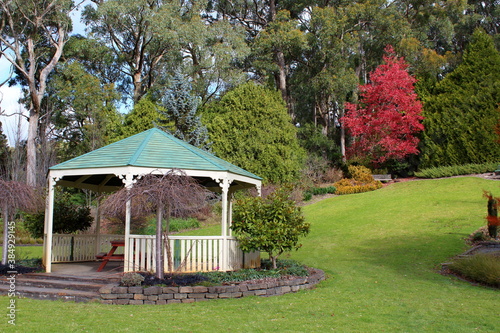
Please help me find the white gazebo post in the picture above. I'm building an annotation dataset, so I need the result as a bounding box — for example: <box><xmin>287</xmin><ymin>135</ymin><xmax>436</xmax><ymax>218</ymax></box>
<box><xmin>43</xmin><ymin>176</ymin><xmax>57</xmax><ymax>273</ymax></box>
<box><xmin>121</xmin><ymin>174</ymin><xmax>134</xmax><ymax>272</ymax></box>
<box><xmin>94</xmin><ymin>195</ymin><xmax>102</xmax><ymax>257</ymax></box>
<box><xmin>218</xmin><ymin>177</ymin><xmax>232</xmax><ymax>271</ymax></box>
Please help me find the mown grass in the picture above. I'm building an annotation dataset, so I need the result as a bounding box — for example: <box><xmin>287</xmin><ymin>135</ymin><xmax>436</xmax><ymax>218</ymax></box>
<box><xmin>1</xmin><ymin>177</ymin><xmax>499</xmax><ymax>332</ymax></box>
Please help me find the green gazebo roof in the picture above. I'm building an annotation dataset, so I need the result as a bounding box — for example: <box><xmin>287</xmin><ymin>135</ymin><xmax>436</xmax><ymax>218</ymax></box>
<box><xmin>48</xmin><ymin>128</ymin><xmax>262</xmax><ymax>193</ymax></box>
<box><xmin>51</xmin><ymin>128</ymin><xmax>261</xmax><ymax>180</ymax></box>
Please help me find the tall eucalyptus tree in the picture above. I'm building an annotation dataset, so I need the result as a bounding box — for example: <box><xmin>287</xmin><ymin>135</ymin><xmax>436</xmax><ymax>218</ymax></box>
<box><xmin>83</xmin><ymin>0</ymin><xmax>182</xmax><ymax>104</ymax></box>
<box><xmin>0</xmin><ymin>0</ymin><xmax>82</xmax><ymax>186</ymax></box>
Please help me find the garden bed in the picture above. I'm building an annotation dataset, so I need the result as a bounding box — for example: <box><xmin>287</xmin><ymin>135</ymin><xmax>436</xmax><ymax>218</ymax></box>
<box><xmin>100</xmin><ymin>267</ymin><xmax>325</xmax><ymax>305</ymax></box>
<box><xmin>441</xmin><ymin>228</ymin><xmax>500</xmax><ymax>289</ymax></box>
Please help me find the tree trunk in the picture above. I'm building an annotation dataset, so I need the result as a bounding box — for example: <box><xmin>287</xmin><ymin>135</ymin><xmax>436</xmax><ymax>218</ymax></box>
<box><xmin>164</xmin><ymin>214</ymin><xmax>173</xmax><ymax>272</ymax></box>
<box><xmin>26</xmin><ymin>110</ymin><xmax>39</xmax><ymax>187</ymax></box>
<box><xmin>340</xmin><ymin>106</ymin><xmax>346</xmax><ymax>162</ymax></box>
<box><xmin>270</xmin><ymin>254</ymin><xmax>278</xmax><ymax>269</ymax></box>
<box><xmin>2</xmin><ymin>205</ymin><xmax>8</xmax><ymax>265</ymax></box>
<box><xmin>132</xmin><ymin>71</ymin><xmax>143</xmax><ymax>104</ymax></box>
<box><xmin>275</xmin><ymin>50</ymin><xmax>293</xmax><ymax>118</ymax></box>
<box><xmin>155</xmin><ymin>206</ymin><xmax>164</xmax><ymax>279</ymax></box>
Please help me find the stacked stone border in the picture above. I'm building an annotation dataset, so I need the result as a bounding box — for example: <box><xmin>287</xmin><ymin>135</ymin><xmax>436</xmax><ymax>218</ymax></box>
<box><xmin>100</xmin><ymin>268</ymin><xmax>325</xmax><ymax>305</ymax></box>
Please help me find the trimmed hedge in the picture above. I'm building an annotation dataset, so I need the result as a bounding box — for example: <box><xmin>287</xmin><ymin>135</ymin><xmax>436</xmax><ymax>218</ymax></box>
<box><xmin>415</xmin><ymin>162</ymin><xmax>498</xmax><ymax>179</ymax></box>
<box><xmin>303</xmin><ymin>186</ymin><xmax>336</xmax><ymax>201</ymax></box>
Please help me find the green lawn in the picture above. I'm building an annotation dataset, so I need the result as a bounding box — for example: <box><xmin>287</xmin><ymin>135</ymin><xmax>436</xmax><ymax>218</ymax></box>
<box><xmin>1</xmin><ymin>177</ymin><xmax>499</xmax><ymax>332</ymax></box>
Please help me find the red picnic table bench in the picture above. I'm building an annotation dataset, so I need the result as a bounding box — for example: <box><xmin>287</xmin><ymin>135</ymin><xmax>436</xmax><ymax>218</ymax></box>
<box><xmin>96</xmin><ymin>240</ymin><xmax>125</xmax><ymax>272</ymax></box>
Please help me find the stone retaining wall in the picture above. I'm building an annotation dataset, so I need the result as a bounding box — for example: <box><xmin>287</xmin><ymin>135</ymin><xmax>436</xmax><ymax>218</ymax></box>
<box><xmin>100</xmin><ymin>269</ymin><xmax>325</xmax><ymax>305</ymax></box>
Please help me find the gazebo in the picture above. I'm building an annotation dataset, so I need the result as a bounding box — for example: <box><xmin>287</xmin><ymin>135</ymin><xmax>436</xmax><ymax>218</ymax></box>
<box><xmin>43</xmin><ymin>128</ymin><xmax>262</xmax><ymax>274</ymax></box>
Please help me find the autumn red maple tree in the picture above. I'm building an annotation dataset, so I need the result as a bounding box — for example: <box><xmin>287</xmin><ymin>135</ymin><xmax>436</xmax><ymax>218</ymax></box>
<box><xmin>342</xmin><ymin>45</ymin><xmax>424</xmax><ymax>166</ymax></box>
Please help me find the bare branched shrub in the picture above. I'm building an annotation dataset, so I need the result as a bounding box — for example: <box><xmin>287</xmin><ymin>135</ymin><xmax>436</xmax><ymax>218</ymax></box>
<box><xmin>0</xmin><ymin>179</ymin><xmax>40</xmax><ymax>264</ymax></box>
<box><xmin>101</xmin><ymin>169</ymin><xmax>213</xmax><ymax>278</ymax></box>
<box><xmin>323</xmin><ymin>167</ymin><xmax>344</xmax><ymax>183</ymax></box>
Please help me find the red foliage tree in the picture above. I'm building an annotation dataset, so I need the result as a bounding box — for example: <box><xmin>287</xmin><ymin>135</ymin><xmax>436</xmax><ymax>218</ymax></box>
<box><xmin>342</xmin><ymin>45</ymin><xmax>424</xmax><ymax>166</ymax></box>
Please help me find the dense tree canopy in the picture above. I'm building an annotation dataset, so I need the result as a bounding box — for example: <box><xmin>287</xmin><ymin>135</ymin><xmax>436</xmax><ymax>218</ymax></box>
<box><xmin>49</xmin><ymin>62</ymin><xmax>121</xmax><ymax>159</ymax></box>
<box><xmin>119</xmin><ymin>95</ymin><xmax>165</xmax><ymax>140</ymax></box>
<box><xmin>421</xmin><ymin>29</ymin><xmax>500</xmax><ymax>168</ymax></box>
<box><xmin>2</xmin><ymin>1</ymin><xmax>500</xmax><ymax>180</ymax></box>
<box><xmin>203</xmin><ymin>82</ymin><xmax>305</xmax><ymax>183</ymax></box>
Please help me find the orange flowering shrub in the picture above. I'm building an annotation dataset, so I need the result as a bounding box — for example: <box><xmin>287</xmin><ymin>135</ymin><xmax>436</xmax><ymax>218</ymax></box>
<box><xmin>334</xmin><ymin>166</ymin><xmax>382</xmax><ymax>195</ymax></box>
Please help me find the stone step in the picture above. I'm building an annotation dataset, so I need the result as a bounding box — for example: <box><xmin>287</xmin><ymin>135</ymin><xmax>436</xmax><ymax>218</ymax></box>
<box><xmin>19</xmin><ymin>272</ymin><xmax>121</xmax><ymax>284</ymax></box>
<box><xmin>1</xmin><ymin>276</ymin><xmax>106</xmax><ymax>292</ymax></box>
<box><xmin>0</xmin><ymin>284</ymin><xmax>99</xmax><ymax>302</ymax></box>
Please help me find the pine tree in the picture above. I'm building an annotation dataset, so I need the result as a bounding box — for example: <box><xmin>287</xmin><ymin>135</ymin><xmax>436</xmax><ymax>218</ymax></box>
<box><xmin>421</xmin><ymin>29</ymin><xmax>500</xmax><ymax>168</ymax></box>
<box><xmin>159</xmin><ymin>73</ymin><xmax>210</xmax><ymax>150</ymax></box>
<box><xmin>343</xmin><ymin>45</ymin><xmax>424</xmax><ymax>167</ymax></box>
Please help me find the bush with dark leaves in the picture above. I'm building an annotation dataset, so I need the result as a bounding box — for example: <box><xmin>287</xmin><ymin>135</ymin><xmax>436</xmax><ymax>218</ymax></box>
<box><xmin>139</xmin><ymin>272</ymin><xmax>209</xmax><ymax>286</ymax></box>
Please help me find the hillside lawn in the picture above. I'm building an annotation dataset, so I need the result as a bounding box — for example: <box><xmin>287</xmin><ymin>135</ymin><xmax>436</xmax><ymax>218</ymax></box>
<box><xmin>1</xmin><ymin>177</ymin><xmax>499</xmax><ymax>332</ymax></box>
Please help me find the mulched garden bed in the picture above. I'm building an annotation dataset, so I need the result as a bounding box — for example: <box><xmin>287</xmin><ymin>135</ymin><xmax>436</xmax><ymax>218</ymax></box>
<box><xmin>0</xmin><ymin>263</ymin><xmax>40</xmax><ymax>275</ymax></box>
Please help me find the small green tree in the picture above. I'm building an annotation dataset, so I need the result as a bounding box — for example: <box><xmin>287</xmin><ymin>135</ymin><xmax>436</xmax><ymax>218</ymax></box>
<box><xmin>231</xmin><ymin>186</ymin><xmax>310</xmax><ymax>269</ymax></box>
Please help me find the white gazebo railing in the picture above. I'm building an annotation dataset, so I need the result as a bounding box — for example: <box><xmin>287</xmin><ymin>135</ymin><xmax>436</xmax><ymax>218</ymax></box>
<box><xmin>51</xmin><ymin>234</ymin><xmax>260</xmax><ymax>273</ymax></box>
<box><xmin>52</xmin><ymin>234</ymin><xmax>124</xmax><ymax>262</ymax></box>
<box><xmin>126</xmin><ymin>235</ymin><xmax>259</xmax><ymax>273</ymax></box>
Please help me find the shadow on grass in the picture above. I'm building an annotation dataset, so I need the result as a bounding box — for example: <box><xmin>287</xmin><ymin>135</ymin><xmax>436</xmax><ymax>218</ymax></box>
<box><xmin>347</xmin><ymin>232</ymin><xmax>471</xmax><ymax>283</ymax></box>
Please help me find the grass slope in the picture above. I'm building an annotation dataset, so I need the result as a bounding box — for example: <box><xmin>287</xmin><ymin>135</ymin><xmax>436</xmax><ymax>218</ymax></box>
<box><xmin>1</xmin><ymin>177</ymin><xmax>499</xmax><ymax>332</ymax></box>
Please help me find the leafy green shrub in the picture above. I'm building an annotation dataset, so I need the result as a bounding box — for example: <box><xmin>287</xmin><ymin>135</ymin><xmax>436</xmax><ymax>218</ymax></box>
<box><xmin>415</xmin><ymin>162</ymin><xmax>498</xmax><ymax>178</ymax></box>
<box><xmin>200</xmin><ymin>259</ymin><xmax>309</xmax><ymax>284</ymax></box>
<box><xmin>201</xmin><ymin>268</ymin><xmax>281</xmax><ymax>284</ymax></box>
<box><xmin>334</xmin><ymin>165</ymin><xmax>382</xmax><ymax>195</ymax></box>
<box><xmin>303</xmin><ymin>186</ymin><xmax>336</xmax><ymax>201</ymax></box>
<box><xmin>448</xmin><ymin>253</ymin><xmax>500</xmax><ymax>287</ymax></box>
<box><xmin>232</xmin><ymin>186</ymin><xmax>310</xmax><ymax>268</ymax></box>
<box><xmin>24</xmin><ymin>192</ymin><xmax>93</xmax><ymax>238</ymax></box>
<box><xmin>120</xmin><ymin>272</ymin><xmax>145</xmax><ymax>287</ymax></box>
<box><xmin>303</xmin><ymin>192</ymin><xmax>313</xmax><ymax>201</ymax></box>
<box><xmin>471</xmin><ymin>231</ymin><xmax>487</xmax><ymax>242</ymax></box>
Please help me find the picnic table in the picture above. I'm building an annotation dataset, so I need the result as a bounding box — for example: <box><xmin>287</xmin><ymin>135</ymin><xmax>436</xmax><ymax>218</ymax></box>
<box><xmin>96</xmin><ymin>240</ymin><xmax>125</xmax><ymax>272</ymax></box>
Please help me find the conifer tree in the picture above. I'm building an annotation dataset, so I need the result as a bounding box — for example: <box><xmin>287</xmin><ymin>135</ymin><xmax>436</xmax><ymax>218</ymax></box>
<box><xmin>421</xmin><ymin>29</ymin><xmax>500</xmax><ymax>167</ymax></box>
<box><xmin>204</xmin><ymin>82</ymin><xmax>305</xmax><ymax>183</ymax></box>
<box><xmin>120</xmin><ymin>95</ymin><xmax>166</xmax><ymax>140</ymax></box>
<box><xmin>158</xmin><ymin>73</ymin><xmax>210</xmax><ymax>150</ymax></box>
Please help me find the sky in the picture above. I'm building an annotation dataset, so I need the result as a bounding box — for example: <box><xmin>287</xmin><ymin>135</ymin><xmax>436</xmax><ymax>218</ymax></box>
<box><xmin>0</xmin><ymin>1</ymin><xmax>91</xmax><ymax>146</ymax></box>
